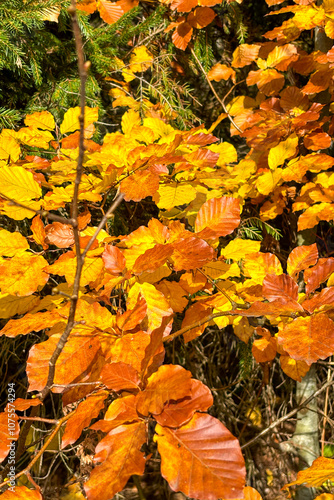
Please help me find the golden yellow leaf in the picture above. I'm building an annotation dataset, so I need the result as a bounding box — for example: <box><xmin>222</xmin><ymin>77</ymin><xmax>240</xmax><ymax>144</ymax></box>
<box><xmin>129</xmin><ymin>45</ymin><xmax>154</xmax><ymax>73</ymax></box>
<box><xmin>0</xmin><ymin>294</ymin><xmax>40</xmax><ymax>319</ymax></box>
<box><xmin>127</xmin><ymin>282</ymin><xmax>173</xmax><ymax>331</ymax></box>
<box><xmin>156</xmin><ymin>182</ymin><xmax>197</xmax><ymax>210</ymax></box>
<box><xmin>0</xmin><ymin>166</ymin><xmax>41</xmax><ymax>201</ymax></box>
<box><xmin>0</xmin><ymin>135</ymin><xmax>20</xmax><ymax>162</ymax></box>
<box><xmin>209</xmin><ymin>142</ymin><xmax>238</xmax><ymax>165</ymax></box>
<box><xmin>268</xmin><ymin>135</ymin><xmax>298</xmax><ymax>170</ymax></box>
<box><xmin>17</xmin><ymin>127</ymin><xmax>54</xmax><ymax>149</ymax></box>
<box><xmin>60</xmin><ymin>106</ymin><xmax>98</xmax><ymax>136</ymax></box>
<box><xmin>24</xmin><ymin>110</ymin><xmax>55</xmax><ymax>131</ymax></box>
<box><xmin>221</xmin><ymin>239</ymin><xmax>261</xmax><ymax>260</ymax></box>
<box><xmin>284</xmin><ymin>457</ymin><xmax>334</xmax><ymax>489</ymax></box>
<box><xmin>243</xmin><ymin>252</ymin><xmax>283</xmax><ymax>284</ymax></box>
<box><xmin>121</xmin><ymin>109</ymin><xmax>141</xmax><ymax>135</ymax></box>
<box><xmin>202</xmin><ymin>261</ymin><xmax>240</xmax><ymax>280</ymax></box>
<box><xmin>1</xmin><ymin>199</ymin><xmax>42</xmax><ymax>220</ymax></box>
<box><xmin>0</xmin><ymin>229</ymin><xmax>29</xmax><ymax>257</ymax></box>
<box><xmin>256</xmin><ymin>169</ymin><xmax>283</xmax><ymax>195</ymax></box>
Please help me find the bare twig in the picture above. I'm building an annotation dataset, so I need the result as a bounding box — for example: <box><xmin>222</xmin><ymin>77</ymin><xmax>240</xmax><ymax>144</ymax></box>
<box><xmin>190</xmin><ymin>48</ymin><xmax>242</xmax><ymax>133</ymax></box>
<box><xmin>0</xmin><ymin>411</ymin><xmax>75</xmax><ymax>489</ymax></box>
<box><xmin>0</xmin><ymin>193</ymin><xmax>75</xmax><ymax>224</ymax></box>
<box><xmin>241</xmin><ymin>374</ymin><xmax>334</xmax><ymax>450</ymax></box>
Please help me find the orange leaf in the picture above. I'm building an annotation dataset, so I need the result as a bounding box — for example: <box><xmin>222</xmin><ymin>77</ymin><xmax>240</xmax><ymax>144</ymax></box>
<box><xmin>278</xmin><ymin>314</ymin><xmax>334</xmax><ymax>365</ymax></box>
<box><xmin>155</xmin><ymin>280</ymin><xmax>188</xmax><ymax>313</ymax></box>
<box><xmin>109</xmin><ymin>331</ymin><xmax>151</xmax><ymax>372</ymax></box>
<box><xmin>84</xmin><ymin>422</ymin><xmax>147</xmax><ymax>500</ymax></box>
<box><xmin>263</xmin><ymin>273</ymin><xmax>298</xmax><ymax>302</ymax></box>
<box><xmin>266</xmin><ymin>43</ymin><xmax>298</xmax><ymax>70</ymax></box>
<box><xmin>27</xmin><ymin>332</ymin><xmax>101</xmax><ymax>392</ymax></box>
<box><xmin>0</xmin><ymin>253</ymin><xmax>49</xmax><ymax>297</ymax></box>
<box><xmin>102</xmin><ymin>245</ymin><xmax>127</xmax><ymax>275</ymax></box>
<box><xmin>303</xmin><ymin>287</ymin><xmax>334</xmax><ymax>314</ymax></box>
<box><xmin>100</xmin><ymin>362</ymin><xmax>141</xmax><ymax>391</ymax></box>
<box><xmin>303</xmin><ymin>70</ymin><xmax>332</xmax><ymax>95</ymax></box>
<box><xmin>195</xmin><ymin>196</ymin><xmax>240</xmax><ymax>238</ymax></box>
<box><xmin>172</xmin><ymin>22</ymin><xmax>193</xmax><ymax>51</ymax></box>
<box><xmin>280</xmin><ymin>355</ymin><xmax>310</xmax><ymax>382</ymax></box>
<box><xmin>304</xmin><ymin>132</ymin><xmax>331</xmax><ymax>151</ymax></box>
<box><xmin>78</xmin><ymin>210</ymin><xmax>91</xmax><ymax>230</ymax></box>
<box><xmin>207</xmin><ymin>63</ymin><xmax>236</xmax><ymax>82</ymax></box>
<box><xmin>133</xmin><ymin>244</ymin><xmax>173</xmax><ymax>274</ymax></box>
<box><xmin>120</xmin><ymin>170</ymin><xmax>160</xmax><ymax>202</ymax></box>
<box><xmin>252</xmin><ymin>328</ymin><xmax>277</xmax><ymax>363</ymax></box>
<box><xmin>244</xmin><ymin>486</ymin><xmax>263</xmax><ymax>500</ymax></box>
<box><xmin>11</xmin><ymin>398</ymin><xmax>42</xmax><ymax>411</ymax></box>
<box><xmin>182</xmin><ymin>301</ymin><xmax>212</xmax><ymax>342</ymax></box>
<box><xmin>155</xmin><ymin>379</ymin><xmax>213</xmax><ymax>427</ymax></box>
<box><xmin>98</xmin><ymin>0</ymin><xmax>138</xmax><ymax>24</ymax></box>
<box><xmin>76</xmin><ymin>0</ymin><xmax>97</xmax><ymax>13</ymax></box>
<box><xmin>171</xmin><ymin>236</ymin><xmax>215</xmax><ymax>270</ymax></box>
<box><xmin>247</xmin><ymin>68</ymin><xmax>285</xmax><ymax>96</ymax></box>
<box><xmin>30</xmin><ymin>215</ymin><xmax>48</xmax><ymax>249</ymax></box>
<box><xmin>155</xmin><ymin>413</ymin><xmax>245</xmax><ymax>500</ymax></box>
<box><xmin>0</xmin><ymin>486</ymin><xmax>42</xmax><ymax>499</ymax></box>
<box><xmin>232</xmin><ymin>44</ymin><xmax>261</xmax><ymax>68</ymax></box>
<box><xmin>283</xmin><ymin>457</ymin><xmax>334</xmax><ymax>489</ymax></box>
<box><xmin>62</xmin><ymin>391</ymin><xmax>109</xmax><ymax>448</ymax></box>
<box><xmin>91</xmin><ymin>394</ymin><xmax>139</xmax><ymax>433</ymax></box>
<box><xmin>304</xmin><ymin>257</ymin><xmax>334</xmax><ymax>295</ymax></box>
<box><xmin>297</xmin><ymin>203</ymin><xmax>334</xmax><ymax>231</ymax></box>
<box><xmin>136</xmin><ymin>364</ymin><xmax>192</xmax><ymax>416</ymax></box>
<box><xmin>187</xmin><ymin>7</ymin><xmax>216</xmax><ymax>29</ymax></box>
<box><xmin>45</xmin><ymin>222</ymin><xmax>75</xmax><ymax>248</ymax></box>
<box><xmin>286</xmin><ymin>244</ymin><xmax>318</xmax><ymax>280</ymax></box>
<box><xmin>116</xmin><ymin>296</ymin><xmax>147</xmax><ymax>331</ymax></box>
<box><xmin>0</xmin><ymin>310</ymin><xmax>63</xmax><ymax>337</ymax></box>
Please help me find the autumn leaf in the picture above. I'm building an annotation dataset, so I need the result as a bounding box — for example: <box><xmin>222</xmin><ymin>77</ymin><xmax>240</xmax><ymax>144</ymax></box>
<box><xmin>195</xmin><ymin>196</ymin><xmax>240</xmax><ymax>238</ymax></box>
<box><xmin>283</xmin><ymin>457</ymin><xmax>334</xmax><ymax>489</ymax></box>
<box><xmin>287</xmin><ymin>244</ymin><xmax>318</xmax><ymax>280</ymax></box>
<box><xmin>155</xmin><ymin>379</ymin><xmax>213</xmax><ymax>427</ymax></box>
<box><xmin>0</xmin><ymin>253</ymin><xmax>49</xmax><ymax>297</ymax></box>
<box><xmin>278</xmin><ymin>314</ymin><xmax>334</xmax><ymax>365</ymax></box>
<box><xmin>136</xmin><ymin>364</ymin><xmax>193</xmax><ymax>416</ymax></box>
<box><xmin>62</xmin><ymin>391</ymin><xmax>109</xmax><ymax>448</ymax></box>
<box><xmin>45</xmin><ymin>222</ymin><xmax>75</xmax><ymax>248</ymax></box>
<box><xmin>155</xmin><ymin>413</ymin><xmax>245</xmax><ymax>500</ymax></box>
<box><xmin>0</xmin><ymin>486</ymin><xmax>42</xmax><ymax>499</ymax></box>
<box><xmin>100</xmin><ymin>362</ymin><xmax>141</xmax><ymax>391</ymax></box>
<box><xmin>84</xmin><ymin>422</ymin><xmax>147</xmax><ymax>500</ymax></box>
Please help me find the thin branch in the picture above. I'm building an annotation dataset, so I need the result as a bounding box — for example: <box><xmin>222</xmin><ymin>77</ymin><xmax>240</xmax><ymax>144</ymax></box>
<box><xmin>190</xmin><ymin>48</ymin><xmax>242</xmax><ymax>133</ymax></box>
<box><xmin>0</xmin><ymin>411</ymin><xmax>75</xmax><ymax>490</ymax></box>
<box><xmin>241</xmin><ymin>375</ymin><xmax>334</xmax><ymax>450</ymax></box>
<box><xmin>0</xmin><ymin>193</ymin><xmax>75</xmax><ymax>225</ymax></box>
